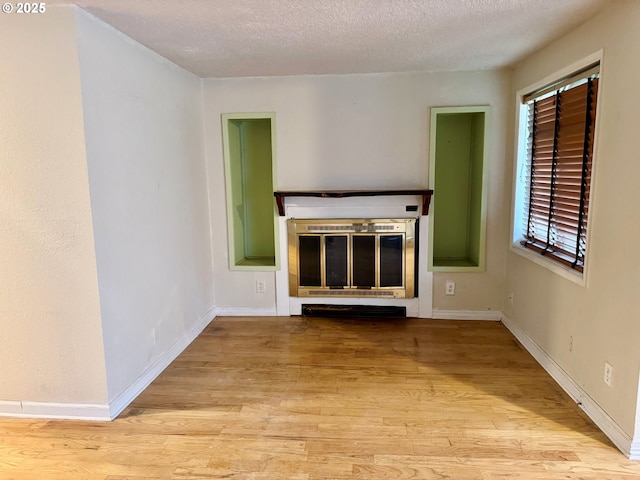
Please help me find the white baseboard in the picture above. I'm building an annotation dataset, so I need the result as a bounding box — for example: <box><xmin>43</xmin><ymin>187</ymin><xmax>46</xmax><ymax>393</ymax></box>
<box><xmin>22</xmin><ymin>402</ymin><xmax>110</xmax><ymax>420</ymax></box>
<box><xmin>630</xmin><ymin>439</ymin><xmax>640</xmax><ymax>461</ymax></box>
<box><xmin>0</xmin><ymin>400</ymin><xmax>22</xmax><ymax>415</ymax></box>
<box><xmin>501</xmin><ymin>315</ymin><xmax>635</xmax><ymax>459</ymax></box>
<box><xmin>431</xmin><ymin>309</ymin><xmax>502</xmax><ymax>321</ymax></box>
<box><xmin>215</xmin><ymin>307</ymin><xmax>277</xmax><ymax>316</ymax></box>
<box><xmin>108</xmin><ymin>306</ymin><xmax>216</xmax><ymax>419</ymax></box>
<box><xmin>0</xmin><ymin>400</ymin><xmax>111</xmax><ymax>421</ymax></box>
<box><xmin>629</xmin><ymin>438</ymin><xmax>640</xmax><ymax>460</ymax></box>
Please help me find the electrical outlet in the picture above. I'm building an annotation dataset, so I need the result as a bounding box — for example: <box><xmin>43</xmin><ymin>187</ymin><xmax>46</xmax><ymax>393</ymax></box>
<box><xmin>604</xmin><ymin>362</ymin><xmax>613</xmax><ymax>387</ymax></box>
<box><xmin>508</xmin><ymin>292</ymin><xmax>514</xmax><ymax>305</ymax></box>
<box><xmin>256</xmin><ymin>280</ymin><xmax>265</xmax><ymax>293</ymax></box>
<box><xmin>569</xmin><ymin>336</ymin><xmax>574</xmax><ymax>353</ymax></box>
<box><xmin>445</xmin><ymin>281</ymin><xmax>455</xmax><ymax>296</ymax></box>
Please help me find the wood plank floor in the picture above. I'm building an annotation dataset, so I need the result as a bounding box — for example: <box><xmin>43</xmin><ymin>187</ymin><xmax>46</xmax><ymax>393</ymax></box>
<box><xmin>2</xmin><ymin>316</ymin><xmax>640</xmax><ymax>479</ymax></box>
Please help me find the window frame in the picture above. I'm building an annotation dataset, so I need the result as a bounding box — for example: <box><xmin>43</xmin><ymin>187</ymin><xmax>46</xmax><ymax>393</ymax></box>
<box><xmin>510</xmin><ymin>51</ymin><xmax>603</xmax><ymax>286</ymax></box>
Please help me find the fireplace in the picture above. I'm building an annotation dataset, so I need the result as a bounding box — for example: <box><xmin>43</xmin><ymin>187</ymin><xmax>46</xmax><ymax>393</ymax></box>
<box><xmin>287</xmin><ymin>218</ymin><xmax>416</xmax><ymax>298</ymax></box>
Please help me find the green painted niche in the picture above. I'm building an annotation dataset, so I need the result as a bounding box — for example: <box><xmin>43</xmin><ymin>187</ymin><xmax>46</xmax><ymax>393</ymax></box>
<box><xmin>222</xmin><ymin>114</ymin><xmax>278</xmax><ymax>270</ymax></box>
<box><xmin>428</xmin><ymin>107</ymin><xmax>488</xmax><ymax>272</ymax></box>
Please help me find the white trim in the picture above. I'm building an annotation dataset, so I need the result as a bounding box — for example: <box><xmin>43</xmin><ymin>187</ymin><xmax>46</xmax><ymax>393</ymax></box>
<box><xmin>0</xmin><ymin>400</ymin><xmax>22</xmax><ymax>415</ymax></box>
<box><xmin>0</xmin><ymin>400</ymin><xmax>111</xmax><ymax>421</ymax></box>
<box><xmin>275</xmin><ymin>216</ymin><xmax>291</xmax><ymax>316</ymax></box>
<box><xmin>417</xmin><ymin>219</ymin><xmax>433</xmax><ymax>319</ymax></box>
<box><xmin>431</xmin><ymin>309</ymin><xmax>502</xmax><ymax>321</ymax></box>
<box><xmin>215</xmin><ymin>307</ymin><xmax>277</xmax><ymax>317</ymax></box>
<box><xmin>108</xmin><ymin>306</ymin><xmax>216</xmax><ymax>419</ymax></box>
<box><xmin>634</xmin><ymin>370</ymin><xmax>640</xmax><ymax>461</ymax></box>
<box><xmin>502</xmin><ymin>314</ymin><xmax>634</xmax><ymax>459</ymax></box>
<box><xmin>517</xmin><ymin>50</ymin><xmax>603</xmax><ymax>100</ymax></box>
<box><xmin>631</xmin><ymin>439</ymin><xmax>640</xmax><ymax>461</ymax></box>
<box><xmin>22</xmin><ymin>402</ymin><xmax>110</xmax><ymax>421</ymax></box>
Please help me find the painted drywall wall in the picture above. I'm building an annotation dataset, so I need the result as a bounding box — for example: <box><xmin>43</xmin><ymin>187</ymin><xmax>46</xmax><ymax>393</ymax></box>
<box><xmin>203</xmin><ymin>71</ymin><xmax>510</xmax><ymax>311</ymax></box>
<box><xmin>242</xmin><ymin>120</ymin><xmax>275</xmax><ymax>260</ymax></box>
<box><xmin>506</xmin><ymin>0</ymin><xmax>640</xmax><ymax>439</ymax></box>
<box><xmin>0</xmin><ymin>7</ymin><xmax>108</xmax><ymax>405</ymax></box>
<box><xmin>227</xmin><ymin>120</ymin><xmax>246</xmax><ymax>265</ymax></box>
<box><xmin>468</xmin><ymin>115</ymin><xmax>485</xmax><ymax>267</ymax></box>
<box><xmin>434</xmin><ymin>114</ymin><xmax>474</xmax><ymax>261</ymax></box>
<box><xmin>76</xmin><ymin>10</ymin><xmax>214</xmax><ymax>401</ymax></box>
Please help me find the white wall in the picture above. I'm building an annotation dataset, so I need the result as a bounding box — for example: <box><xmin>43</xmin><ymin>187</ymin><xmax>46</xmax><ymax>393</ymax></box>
<box><xmin>203</xmin><ymin>71</ymin><xmax>510</xmax><ymax>312</ymax></box>
<box><xmin>0</xmin><ymin>8</ymin><xmax>108</xmax><ymax>407</ymax></box>
<box><xmin>76</xmin><ymin>10</ymin><xmax>214</xmax><ymax>402</ymax></box>
<box><xmin>506</xmin><ymin>0</ymin><xmax>640</xmax><ymax>443</ymax></box>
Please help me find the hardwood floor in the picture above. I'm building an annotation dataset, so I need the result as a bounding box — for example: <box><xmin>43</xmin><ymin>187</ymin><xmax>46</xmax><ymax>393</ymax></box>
<box><xmin>1</xmin><ymin>316</ymin><xmax>639</xmax><ymax>479</ymax></box>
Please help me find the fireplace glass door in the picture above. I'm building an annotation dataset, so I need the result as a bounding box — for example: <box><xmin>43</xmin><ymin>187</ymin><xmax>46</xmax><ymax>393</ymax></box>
<box><xmin>380</xmin><ymin>235</ymin><xmax>403</xmax><ymax>287</ymax></box>
<box><xmin>352</xmin><ymin>235</ymin><xmax>375</xmax><ymax>288</ymax></box>
<box><xmin>298</xmin><ymin>236</ymin><xmax>321</xmax><ymax>286</ymax></box>
<box><xmin>288</xmin><ymin>219</ymin><xmax>416</xmax><ymax>298</ymax></box>
<box><xmin>325</xmin><ymin>236</ymin><xmax>348</xmax><ymax>287</ymax></box>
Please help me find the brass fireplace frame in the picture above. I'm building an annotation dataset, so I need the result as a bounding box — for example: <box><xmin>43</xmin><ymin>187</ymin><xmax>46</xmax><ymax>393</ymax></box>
<box><xmin>287</xmin><ymin>218</ymin><xmax>416</xmax><ymax>298</ymax></box>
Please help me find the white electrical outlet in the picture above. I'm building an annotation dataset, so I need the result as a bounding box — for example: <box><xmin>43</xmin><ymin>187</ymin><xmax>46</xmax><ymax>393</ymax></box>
<box><xmin>445</xmin><ymin>281</ymin><xmax>455</xmax><ymax>296</ymax></box>
<box><xmin>256</xmin><ymin>280</ymin><xmax>265</xmax><ymax>293</ymax></box>
<box><xmin>604</xmin><ymin>362</ymin><xmax>613</xmax><ymax>387</ymax></box>
<box><xmin>508</xmin><ymin>292</ymin><xmax>514</xmax><ymax>305</ymax></box>
<box><xmin>569</xmin><ymin>336</ymin><xmax>574</xmax><ymax>353</ymax></box>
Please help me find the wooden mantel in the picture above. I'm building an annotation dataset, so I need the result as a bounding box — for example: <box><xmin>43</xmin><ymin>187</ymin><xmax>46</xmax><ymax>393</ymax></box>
<box><xmin>273</xmin><ymin>189</ymin><xmax>434</xmax><ymax>216</ymax></box>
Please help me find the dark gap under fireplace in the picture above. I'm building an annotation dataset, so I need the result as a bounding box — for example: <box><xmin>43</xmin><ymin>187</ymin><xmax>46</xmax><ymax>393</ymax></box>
<box><xmin>301</xmin><ymin>304</ymin><xmax>407</xmax><ymax>318</ymax></box>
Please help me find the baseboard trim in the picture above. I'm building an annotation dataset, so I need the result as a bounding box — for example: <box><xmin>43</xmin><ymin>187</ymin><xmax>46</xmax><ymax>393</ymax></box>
<box><xmin>0</xmin><ymin>400</ymin><xmax>22</xmax><ymax>415</ymax></box>
<box><xmin>630</xmin><ymin>439</ymin><xmax>640</xmax><ymax>461</ymax></box>
<box><xmin>215</xmin><ymin>307</ymin><xmax>277</xmax><ymax>316</ymax></box>
<box><xmin>0</xmin><ymin>400</ymin><xmax>111</xmax><ymax>421</ymax></box>
<box><xmin>108</xmin><ymin>306</ymin><xmax>216</xmax><ymax>419</ymax></box>
<box><xmin>431</xmin><ymin>309</ymin><xmax>502</xmax><ymax>321</ymax></box>
<box><xmin>501</xmin><ymin>314</ymin><xmax>635</xmax><ymax>459</ymax></box>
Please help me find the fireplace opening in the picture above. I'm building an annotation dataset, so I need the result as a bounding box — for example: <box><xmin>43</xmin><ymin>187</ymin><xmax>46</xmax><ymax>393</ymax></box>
<box><xmin>287</xmin><ymin>218</ymin><xmax>416</xmax><ymax>298</ymax></box>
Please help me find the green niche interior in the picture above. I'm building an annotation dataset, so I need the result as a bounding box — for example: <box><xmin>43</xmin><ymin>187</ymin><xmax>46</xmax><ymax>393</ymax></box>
<box><xmin>224</xmin><ymin>116</ymin><xmax>277</xmax><ymax>269</ymax></box>
<box><xmin>430</xmin><ymin>109</ymin><xmax>487</xmax><ymax>271</ymax></box>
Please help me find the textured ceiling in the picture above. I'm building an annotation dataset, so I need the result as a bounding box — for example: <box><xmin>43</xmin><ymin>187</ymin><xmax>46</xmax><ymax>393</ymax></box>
<box><xmin>48</xmin><ymin>0</ymin><xmax>611</xmax><ymax>78</ymax></box>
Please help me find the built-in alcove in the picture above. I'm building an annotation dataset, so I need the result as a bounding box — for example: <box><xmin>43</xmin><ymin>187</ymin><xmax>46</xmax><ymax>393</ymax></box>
<box><xmin>222</xmin><ymin>113</ymin><xmax>278</xmax><ymax>270</ymax></box>
<box><xmin>428</xmin><ymin>106</ymin><xmax>489</xmax><ymax>272</ymax></box>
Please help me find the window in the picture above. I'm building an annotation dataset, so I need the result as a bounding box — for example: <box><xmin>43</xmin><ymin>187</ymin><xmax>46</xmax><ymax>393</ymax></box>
<box><xmin>514</xmin><ymin>63</ymin><xmax>599</xmax><ymax>276</ymax></box>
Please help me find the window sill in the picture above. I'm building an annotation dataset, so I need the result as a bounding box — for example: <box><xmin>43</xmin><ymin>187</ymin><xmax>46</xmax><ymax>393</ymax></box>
<box><xmin>510</xmin><ymin>242</ymin><xmax>586</xmax><ymax>287</ymax></box>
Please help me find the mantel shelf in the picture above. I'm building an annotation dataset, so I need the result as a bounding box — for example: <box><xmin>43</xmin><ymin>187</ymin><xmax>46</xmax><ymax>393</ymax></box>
<box><xmin>273</xmin><ymin>189</ymin><xmax>433</xmax><ymax>216</ymax></box>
